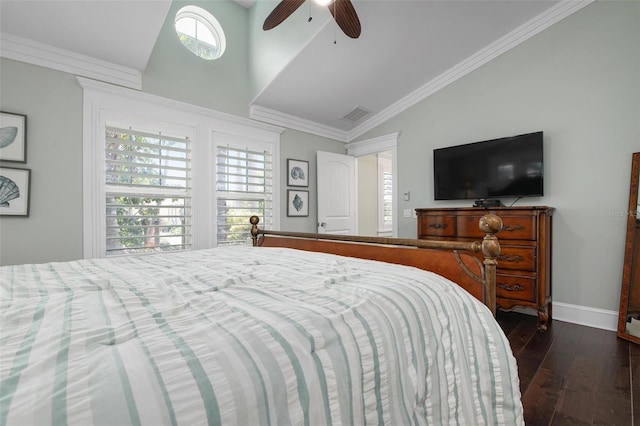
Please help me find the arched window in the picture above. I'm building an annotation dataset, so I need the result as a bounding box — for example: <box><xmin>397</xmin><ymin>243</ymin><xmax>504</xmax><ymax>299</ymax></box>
<box><xmin>174</xmin><ymin>6</ymin><xmax>226</xmax><ymax>60</ymax></box>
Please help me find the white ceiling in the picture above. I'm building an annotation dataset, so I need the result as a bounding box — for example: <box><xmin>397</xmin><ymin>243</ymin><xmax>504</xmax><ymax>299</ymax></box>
<box><xmin>254</xmin><ymin>0</ymin><xmax>560</xmax><ymax>136</ymax></box>
<box><xmin>0</xmin><ymin>0</ymin><xmax>583</xmax><ymax>141</ymax></box>
<box><xmin>0</xmin><ymin>0</ymin><xmax>172</xmax><ymax>71</ymax></box>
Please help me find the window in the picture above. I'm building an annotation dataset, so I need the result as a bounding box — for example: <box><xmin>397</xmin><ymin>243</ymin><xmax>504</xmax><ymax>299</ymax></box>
<box><xmin>80</xmin><ymin>77</ymin><xmax>281</xmax><ymax>258</ymax></box>
<box><xmin>175</xmin><ymin>6</ymin><xmax>226</xmax><ymax>60</ymax></box>
<box><xmin>105</xmin><ymin>127</ymin><xmax>191</xmax><ymax>256</ymax></box>
<box><xmin>378</xmin><ymin>154</ymin><xmax>393</xmax><ymax>234</ymax></box>
<box><xmin>216</xmin><ymin>139</ymin><xmax>274</xmax><ymax>246</ymax></box>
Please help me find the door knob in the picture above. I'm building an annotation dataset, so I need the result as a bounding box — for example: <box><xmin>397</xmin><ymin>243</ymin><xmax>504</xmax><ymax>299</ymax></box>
<box><xmin>319</xmin><ymin>222</ymin><xmax>327</xmax><ymax>227</ymax></box>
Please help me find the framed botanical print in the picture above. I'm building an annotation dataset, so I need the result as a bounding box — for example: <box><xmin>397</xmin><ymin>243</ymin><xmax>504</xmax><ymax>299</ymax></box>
<box><xmin>0</xmin><ymin>111</ymin><xmax>27</xmax><ymax>163</ymax></box>
<box><xmin>287</xmin><ymin>159</ymin><xmax>309</xmax><ymax>187</ymax></box>
<box><xmin>0</xmin><ymin>166</ymin><xmax>31</xmax><ymax>216</ymax></box>
<box><xmin>287</xmin><ymin>189</ymin><xmax>309</xmax><ymax>217</ymax></box>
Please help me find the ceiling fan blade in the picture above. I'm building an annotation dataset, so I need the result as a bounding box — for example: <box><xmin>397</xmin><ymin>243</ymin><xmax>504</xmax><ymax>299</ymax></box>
<box><xmin>263</xmin><ymin>0</ymin><xmax>307</xmax><ymax>31</ymax></box>
<box><xmin>329</xmin><ymin>0</ymin><xmax>361</xmax><ymax>39</ymax></box>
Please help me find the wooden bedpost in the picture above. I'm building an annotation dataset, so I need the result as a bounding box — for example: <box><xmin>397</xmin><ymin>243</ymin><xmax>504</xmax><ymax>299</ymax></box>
<box><xmin>250</xmin><ymin>215</ymin><xmax>260</xmax><ymax>246</ymax></box>
<box><xmin>479</xmin><ymin>214</ymin><xmax>503</xmax><ymax>317</ymax></box>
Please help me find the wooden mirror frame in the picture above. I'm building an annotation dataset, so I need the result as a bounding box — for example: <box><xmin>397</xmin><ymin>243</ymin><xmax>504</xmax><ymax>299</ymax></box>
<box><xmin>617</xmin><ymin>152</ymin><xmax>640</xmax><ymax>343</ymax></box>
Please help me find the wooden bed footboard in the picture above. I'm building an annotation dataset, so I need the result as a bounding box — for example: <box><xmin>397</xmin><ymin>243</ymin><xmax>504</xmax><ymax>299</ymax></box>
<box><xmin>249</xmin><ymin>214</ymin><xmax>503</xmax><ymax>316</ymax></box>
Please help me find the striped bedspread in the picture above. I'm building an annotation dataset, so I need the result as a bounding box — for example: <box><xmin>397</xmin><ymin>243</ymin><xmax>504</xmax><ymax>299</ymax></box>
<box><xmin>1</xmin><ymin>246</ymin><xmax>523</xmax><ymax>425</ymax></box>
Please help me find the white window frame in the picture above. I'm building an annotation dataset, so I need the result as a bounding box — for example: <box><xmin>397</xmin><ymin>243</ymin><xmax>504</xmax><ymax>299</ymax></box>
<box><xmin>80</xmin><ymin>77</ymin><xmax>282</xmax><ymax>258</ymax></box>
<box><xmin>174</xmin><ymin>5</ymin><xmax>226</xmax><ymax>61</ymax></box>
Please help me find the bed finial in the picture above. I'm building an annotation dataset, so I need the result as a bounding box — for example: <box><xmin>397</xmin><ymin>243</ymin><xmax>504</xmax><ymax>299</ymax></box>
<box><xmin>479</xmin><ymin>214</ymin><xmax>503</xmax><ymax>317</ymax></box>
<box><xmin>250</xmin><ymin>215</ymin><xmax>260</xmax><ymax>246</ymax></box>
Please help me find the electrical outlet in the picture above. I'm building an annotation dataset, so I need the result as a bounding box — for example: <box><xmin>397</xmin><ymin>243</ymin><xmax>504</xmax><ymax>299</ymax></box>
<box><xmin>403</xmin><ymin>209</ymin><xmax>412</xmax><ymax>218</ymax></box>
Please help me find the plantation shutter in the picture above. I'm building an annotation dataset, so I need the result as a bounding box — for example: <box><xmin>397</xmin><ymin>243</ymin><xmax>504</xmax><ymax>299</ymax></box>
<box><xmin>216</xmin><ymin>143</ymin><xmax>273</xmax><ymax>245</ymax></box>
<box><xmin>105</xmin><ymin>127</ymin><xmax>192</xmax><ymax>256</ymax></box>
<box><xmin>378</xmin><ymin>155</ymin><xmax>393</xmax><ymax>233</ymax></box>
<box><xmin>382</xmin><ymin>169</ymin><xmax>393</xmax><ymax>228</ymax></box>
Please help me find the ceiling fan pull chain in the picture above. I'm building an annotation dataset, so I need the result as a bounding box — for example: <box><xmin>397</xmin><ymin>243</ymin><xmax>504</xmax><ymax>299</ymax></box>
<box><xmin>308</xmin><ymin>1</ymin><xmax>312</xmax><ymax>22</ymax></box>
<box><xmin>333</xmin><ymin>1</ymin><xmax>337</xmax><ymax>44</ymax></box>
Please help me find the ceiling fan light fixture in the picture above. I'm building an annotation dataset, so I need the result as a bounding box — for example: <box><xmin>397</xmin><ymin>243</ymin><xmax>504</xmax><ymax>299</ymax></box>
<box><xmin>263</xmin><ymin>0</ymin><xmax>360</xmax><ymax>39</ymax></box>
<box><xmin>313</xmin><ymin>0</ymin><xmax>335</xmax><ymax>6</ymax></box>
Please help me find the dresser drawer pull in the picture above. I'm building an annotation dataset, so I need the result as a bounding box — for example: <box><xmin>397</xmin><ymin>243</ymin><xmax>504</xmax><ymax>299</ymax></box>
<box><xmin>429</xmin><ymin>223</ymin><xmax>447</xmax><ymax>229</ymax></box>
<box><xmin>498</xmin><ymin>283</ymin><xmax>525</xmax><ymax>292</ymax></box>
<box><xmin>503</xmin><ymin>225</ymin><xmax>525</xmax><ymax>232</ymax></box>
<box><xmin>498</xmin><ymin>254</ymin><xmax>525</xmax><ymax>263</ymax></box>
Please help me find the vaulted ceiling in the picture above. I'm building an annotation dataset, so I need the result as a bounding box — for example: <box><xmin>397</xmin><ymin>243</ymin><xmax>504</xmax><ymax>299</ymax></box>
<box><xmin>0</xmin><ymin>0</ymin><xmax>590</xmax><ymax>142</ymax></box>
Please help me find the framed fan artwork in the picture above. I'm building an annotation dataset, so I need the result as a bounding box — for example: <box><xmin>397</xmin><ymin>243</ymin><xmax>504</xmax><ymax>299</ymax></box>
<box><xmin>287</xmin><ymin>190</ymin><xmax>309</xmax><ymax>217</ymax></box>
<box><xmin>0</xmin><ymin>166</ymin><xmax>31</xmax><ymax>217</ymax></box>
<box><xmin>0</xmin><ymin>111</ymin><xmax>27</xmax><ymax>163</ymax></box>
<box><xmin>287</xmin><ymin>159</ymin><xmax>309</xmax><ymax>187</ymax></box>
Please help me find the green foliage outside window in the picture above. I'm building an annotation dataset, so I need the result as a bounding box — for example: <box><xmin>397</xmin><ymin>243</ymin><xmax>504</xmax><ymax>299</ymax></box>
<box><xmin>177</xmin><ymin>34</ymin><xmax>217</xmax><ymax>60</ymax></box>
<box><xmin>106</xmin><ymin>129</ymin><xmax>189</xmax><ymax>254</ymax></box>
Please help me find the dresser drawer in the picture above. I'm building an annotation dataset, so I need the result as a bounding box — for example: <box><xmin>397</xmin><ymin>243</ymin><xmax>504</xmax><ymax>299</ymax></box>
<box><xmin>496</xmin><ymin>274</ymin><xmax>536</xmax><ymax>302</ymax></box>
<box><xmin>416</xmin><ymin>206</ymin><xmax>553</xmax><ymax>331</ymax></box>
<box><xmin>457</xmin><ymin>215</ymin><xmax>536</xmax><ymax>240</ymax></box>
<box><xmin>496</xmin><ymin>246</ymin><xmax>536</xmax><ymax>272</ymax></box>
<box><xmin>418</xmin><ymin>215</ymin><xmax>456</xmax><ymax>237</ymax></box>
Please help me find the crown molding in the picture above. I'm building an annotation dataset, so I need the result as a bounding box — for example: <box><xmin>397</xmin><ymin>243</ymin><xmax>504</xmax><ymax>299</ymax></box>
<box><xmin>345</xmin><ymin>132</ymin><xmax>399</xmax><ymax>157</ymax></box>
<box><xmin>2</xmin><ymin>0</ymin><xmax>592</xmax><ymax>142</ymax></box>
<box><xmin>78</xmin><ymin>77</ymin><xmax>285</xmax><ymax>137</ymax></box>
<box><xmin>250</xmin><ymin>105</ymin><xmax>350</xmax><ymax>142</ymax></box>
<box><xmin>348</xmin><ymin>0</ymin><xmax>594</xmax><ymax>140</ymax></box>
<box><xmin>251</xmin><ymin>0</ymin><xmax>594</xmax><ymax>143</ymax></box>
<box><xmin>0</xmin><ymin>32</ymin><xmax>142</xmax><ymax>90</ymax></box>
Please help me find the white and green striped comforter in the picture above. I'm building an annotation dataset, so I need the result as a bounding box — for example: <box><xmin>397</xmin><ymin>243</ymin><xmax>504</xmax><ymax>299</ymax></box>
<box><xmin>1</xmin><ymin>246</ymin><xmax>523</xmax><ymax>426</ymax></box>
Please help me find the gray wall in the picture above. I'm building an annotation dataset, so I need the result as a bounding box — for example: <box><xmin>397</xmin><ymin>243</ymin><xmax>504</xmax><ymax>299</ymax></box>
<box><xmin>358</xmin><ymin>1</ymin><xmax>640</xmax><ymax>312</ymax></box>
<box><xmin>357</xmin><ymin>154</ymin><xmax>378</xmax><ymax>236</ymax></box>
<box><xmin>279</xmin><ymin>130</ymin><xmax>345</xmax><ymax>233</ymax></box>
<box><xmin>0</xmin><ymin>60</ymin><xmax>83</xmax><ymax>265</ymax></box>
<box><xmin>144</xmin><ymin>0</ymin><xmax>252</xmax><ymax>117</ymax></box>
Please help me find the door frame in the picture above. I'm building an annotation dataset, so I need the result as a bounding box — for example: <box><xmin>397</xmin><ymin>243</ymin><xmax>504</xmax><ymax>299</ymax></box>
<box><xmin>345</xmin><ymin>132</ymin><xmax>399</xmax><ymax>237</ymax></box>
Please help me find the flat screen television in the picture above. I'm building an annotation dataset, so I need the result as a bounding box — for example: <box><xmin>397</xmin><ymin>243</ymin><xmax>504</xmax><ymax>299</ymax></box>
<box><xmin>433</xmin><ymin>131</ymin><xmax>543</xmax><ymax>203</ymax></box>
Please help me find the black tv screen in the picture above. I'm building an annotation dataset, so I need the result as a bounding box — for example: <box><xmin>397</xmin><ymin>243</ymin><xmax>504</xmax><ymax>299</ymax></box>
<box><xmin>433</xmin><ymin>131</ymin><xmax>543</xmax><ymax>201</ymax></box>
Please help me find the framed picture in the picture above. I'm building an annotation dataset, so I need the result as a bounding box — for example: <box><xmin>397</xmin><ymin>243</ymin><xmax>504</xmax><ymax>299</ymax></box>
<box><xmin>287</xmin><ymin>189</ymin><xmax>309</xmax><ymax>217</ymax></box>
<box><xmin>287</xmin><ymin>159</ymin><xmax>309</xmax><ymax>187</ymax></box>
<box><xmin>0</xmin><ymin>111</ymin><xmax>27</xmax><ymax>163</ymax></box>
<box><xmin>0</xmin><ymin>167</ymin><xmax>30</xmax><ymax>216</ymax></box>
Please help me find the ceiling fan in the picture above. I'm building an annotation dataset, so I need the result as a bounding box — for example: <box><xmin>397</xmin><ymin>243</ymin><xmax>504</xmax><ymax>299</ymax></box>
<box><xmin>263</xmin><ymin>0</ymin><xmax>361</xmax><ymax>39</ymax></box>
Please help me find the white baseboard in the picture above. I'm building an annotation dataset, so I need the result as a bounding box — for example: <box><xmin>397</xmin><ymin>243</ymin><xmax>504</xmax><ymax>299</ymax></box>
<box><xmin>553</xmin><ymin>302</ymin><xmax>618</xmax><ymax>331</ymax></box>
<box><xmin>511</xmin><ymin>302</ymin><xmax>618</xmax><ymax>331</ymax></box>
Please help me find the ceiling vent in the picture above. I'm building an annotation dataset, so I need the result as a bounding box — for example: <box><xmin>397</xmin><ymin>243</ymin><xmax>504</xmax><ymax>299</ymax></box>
<box><xmin>340</xmin><ymin>106</ymin><xmax>372</xmax><ymax>123</ymax></box>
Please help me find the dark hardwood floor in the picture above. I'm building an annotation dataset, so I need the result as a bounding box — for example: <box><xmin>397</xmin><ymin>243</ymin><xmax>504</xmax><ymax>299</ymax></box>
<box><xmin>497</xmin><ymin>311</ymin><xmax>638</xmax><ymax>425</ymax></box>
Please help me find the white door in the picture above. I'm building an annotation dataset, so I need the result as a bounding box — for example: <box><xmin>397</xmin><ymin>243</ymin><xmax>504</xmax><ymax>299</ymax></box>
<box><xmin>317</xmin><ymin>151</ymin><xmax>356</xmax><ymax>234</ymax></box>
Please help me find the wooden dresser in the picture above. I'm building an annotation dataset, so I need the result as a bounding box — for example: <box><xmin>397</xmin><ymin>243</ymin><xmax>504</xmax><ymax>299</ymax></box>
<box><xmin>416</xmin><ymin>206</ymin><xmax>554</xmax><ymax>331</ymax></box>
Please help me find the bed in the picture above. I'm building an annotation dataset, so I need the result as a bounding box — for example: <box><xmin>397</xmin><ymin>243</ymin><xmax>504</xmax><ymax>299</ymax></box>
<box><xmin>0</xmin><ymin>214</ymin><xmax>523</xmax><ymax>425</ymax></box>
